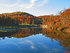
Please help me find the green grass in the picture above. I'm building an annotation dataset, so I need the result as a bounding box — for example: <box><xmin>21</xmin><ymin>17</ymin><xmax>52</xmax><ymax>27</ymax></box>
<box><xmin>19</xmin><ymin>24</ymin><xmax>38</xmax><ymax>26</ymax></box>
<box><xmin>19</xmin><ymin>24</ymin><xmax>31</xmax><ymax>25</ymax></box>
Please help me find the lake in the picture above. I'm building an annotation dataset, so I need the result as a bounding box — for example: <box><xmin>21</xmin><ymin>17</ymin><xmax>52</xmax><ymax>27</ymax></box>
<box><xmin>0</xmin><ymin>28</ymin><xmax>70</xmax><ymax>53</ymax></box>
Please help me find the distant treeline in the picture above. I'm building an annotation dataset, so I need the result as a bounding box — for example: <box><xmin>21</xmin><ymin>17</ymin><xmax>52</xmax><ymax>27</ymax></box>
<box><xmin>39</xmin><ymin>8</ymin><xmax>70</xmax><ymax>32</ymax></box>
<box><xmin>0</xmin><ymin>16</ymin><xmax>19</xmax><ymax>26</ymax></box>
<box><xmin>0</xmin><ymin>12</ymin><xmax>42</xmax><ymax>26</ymax></box>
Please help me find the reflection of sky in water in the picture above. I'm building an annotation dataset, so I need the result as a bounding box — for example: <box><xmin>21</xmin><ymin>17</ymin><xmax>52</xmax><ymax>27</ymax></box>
<box><xmin>0</xmin><ymin>34</ymin><xmax>65</xmax><ymax>53</ymax></box>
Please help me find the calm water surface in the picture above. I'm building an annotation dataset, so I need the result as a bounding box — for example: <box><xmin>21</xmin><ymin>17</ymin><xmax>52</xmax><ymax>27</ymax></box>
<box><xmin>0</xmin><ymin>28</ymin><xmax>70</xmax><ymax>53</ymax></box>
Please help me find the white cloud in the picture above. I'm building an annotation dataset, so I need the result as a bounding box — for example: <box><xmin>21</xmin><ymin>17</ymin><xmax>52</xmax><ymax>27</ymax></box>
<box><xmin>0</xmin><ymin>0</ymin><xmax>49</xmax><ymax>9</ymax></box>
<box><xmin>0</xmin><ymin>0</ymin><xmax>20</xmax><ymax>7</ymax></box>
<box><xmin>19</xmin><ymin>0</ymin><xmax>37</xmax><ymax>9</ymax></box>
<box><xmin>19</xmin><ymin>0</ymin><xmax>49</xmax><ymax>9</ymax></box>
<box><xmin>37</xmin><ymin>0</ymin><xmax>49</xmax><ymax>7</ymax></box>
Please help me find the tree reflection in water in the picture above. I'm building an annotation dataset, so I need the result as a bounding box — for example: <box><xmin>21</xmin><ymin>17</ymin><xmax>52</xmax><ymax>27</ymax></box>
<box><xmin>0</xmin><ymin>28</ymin><xmax>70</xmax><ymax>53</ymax></box>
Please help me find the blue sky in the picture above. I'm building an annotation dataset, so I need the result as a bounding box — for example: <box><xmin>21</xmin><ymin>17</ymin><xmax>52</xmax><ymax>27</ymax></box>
<box><xmin>0</xmin><ymin>0</ymin><xmax>70</xmax><ymax>16</ymax></box>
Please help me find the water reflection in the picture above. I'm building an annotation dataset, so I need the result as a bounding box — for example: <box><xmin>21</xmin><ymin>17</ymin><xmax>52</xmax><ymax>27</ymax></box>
<box><xmin>0</xmin><ymin>28</ymin><xmax>70</xmax><ymax>53</ymax></box>
<box><xmin>11</xmin><ymin>28</ymin><xmax>42</xmax><ymax>38</ymax></box>
<box><xmin>0</xmin><ymin>31</ymin><xmax>18</xmax><ymax>40</ymax></box>
<box><xmin>42</xmin><ymin>28</ymin><xmax>70</xmax><ymax>53</ymax></box>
